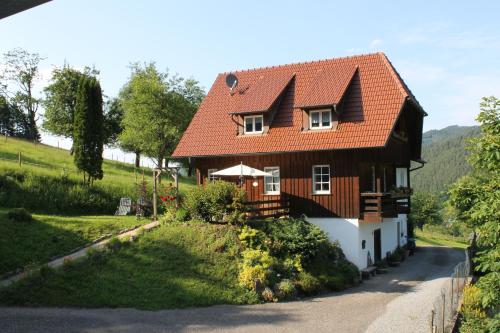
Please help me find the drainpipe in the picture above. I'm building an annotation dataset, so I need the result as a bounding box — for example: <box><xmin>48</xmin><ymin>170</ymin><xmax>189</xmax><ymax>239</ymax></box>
<box><xmin>410</xmin><ymin>159</ymin><xmax>426</xmax><ymax>172</ymax></box>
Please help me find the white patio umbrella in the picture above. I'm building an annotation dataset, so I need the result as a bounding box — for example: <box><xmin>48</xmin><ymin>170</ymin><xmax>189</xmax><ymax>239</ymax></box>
<box><xmin>212</xmin><ymin>162</ymin><xmax>272</xmax><ymax>185</ymax></box>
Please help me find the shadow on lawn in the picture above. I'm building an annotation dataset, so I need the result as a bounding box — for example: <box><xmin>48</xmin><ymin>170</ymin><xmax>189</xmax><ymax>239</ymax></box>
<box><xmin>0</xmin><ymin>212</ymin><xmax>89</xmax><ymax>275</ymax></box>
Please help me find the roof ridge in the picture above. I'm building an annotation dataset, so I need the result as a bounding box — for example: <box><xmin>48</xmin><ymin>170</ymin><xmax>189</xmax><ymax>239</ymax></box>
<box><xmin>221</xmin><ymin>52</ymin><xmax>383</xmax><ymax>75</ymax></box>
<box><xmin>377</xmin><ymin>53</ymin><xmax>409</xmax><ymax>98</ymax></box>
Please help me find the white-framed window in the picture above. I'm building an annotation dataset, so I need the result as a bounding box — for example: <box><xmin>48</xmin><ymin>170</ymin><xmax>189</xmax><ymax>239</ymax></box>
<box><xmin>264</xmin><ymin>167</ymin><xmax>280</xmax><ymax>195</ymax></box>
<box><xmin>207</xmin><ymin>168</ymin><xmax>218</xmax><ymax>182</ymax></box>
<box><xmin>244</xmin><ymin>115</ymin><xmax>264</xmax><ymax>134</ymax></box>
<box><xmin>244</xmin><ymin>115</ymin><xmax>263</xmax><ymax>134</ymax></box>
<box><xmin>309</xmin><ymin>109</ymin><xmax>332</xmax><ymax>130</ymax></box>
<box><xmin>312</xmin><ymin>165</ymin><xmax>331</xmax><ymax>194</ymax></box>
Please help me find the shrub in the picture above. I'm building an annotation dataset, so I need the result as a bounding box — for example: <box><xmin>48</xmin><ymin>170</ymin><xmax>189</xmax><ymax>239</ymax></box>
<box><xmin>261</xmin><ymin>287</ymin><xmax>275</xmax><ymax>302</ymax></box>
<box><xmin>296</xmin><ymin>271</ymin><xmax>321</xmax><ymax>295</ymax></box>
<box><xmin>175</xmin><ymin>207</ymin><xmax>189</xmax><ymax>222</ymax></box>
<box><xmin>7</xmin><ymin>208</ymin><xmax>33</xmax><ymax>223</ymax></box>
<box><xmin>387</xmin><ymin>250</ymin><xmax>401</xmax><ymax>263</ymax></box>
<box><xmin>462</xmin><ymin>285</ymin><xmax>487</xmax><ymax>320</ymax></box>
<box><xmin>239</xmin><ymin>226</ymin><xmax>267</xmax><ymax>250</ymax></box>
<box><xmin>163</xmin><ymin>207</ymin><xmax>189</xmax><ymax>223</ymax></box>
<box><xmin>238</xmin><ymin>249</ymin><xmax>275</xmax><ymax>290</ymax></box>
<box><xmin>183</xmin><ymin>180</ymin><xmax>246</xmax><ymax>224</ymax></box>
<box><xmin>306</xmin><ymin>242</ymin><xmax>359</xmax><ymax>291</ymax></box>
<box><xmin>260</xmin><ymin>217</ymin><xmax>328</xmax><ymax>262</ymax></box>
<box><xmin>274</xmin><ymin>279</ymin><xmax>296</xmax><ymax>300</ymax></box>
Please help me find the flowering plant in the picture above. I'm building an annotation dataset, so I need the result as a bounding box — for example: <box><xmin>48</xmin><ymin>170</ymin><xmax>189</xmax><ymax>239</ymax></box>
<box><xmin>159</xmin><ymin>183</ymin><xmax>177</xmax><ymax>209</ymax></box>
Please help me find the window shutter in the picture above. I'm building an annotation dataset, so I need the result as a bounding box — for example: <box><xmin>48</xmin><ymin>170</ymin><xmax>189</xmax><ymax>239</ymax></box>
<box><xmin>302</xmin><ymin>109</ymin><xmax>309</xmax><ymax>131</ymax></box>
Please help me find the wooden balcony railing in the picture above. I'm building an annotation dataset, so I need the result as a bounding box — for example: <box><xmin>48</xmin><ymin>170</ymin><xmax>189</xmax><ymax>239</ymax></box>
<box><xmin>360</xmin><ymin>179</ymin><xmax>412</xmax><ymax>222</ymax></box>
<box><xmin>244</xmin><ymin>199</ymin><xmax>290</xmax><ymax>220</ymax></box>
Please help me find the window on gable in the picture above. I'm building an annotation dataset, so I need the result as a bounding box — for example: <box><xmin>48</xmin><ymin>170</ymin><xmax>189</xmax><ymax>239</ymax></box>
<box><xmin>309</xmin><ymin>110</ymin><xmax>332</xmax><ymax>130</ymax></box>
<box><xmin>244</xmin><ymin>115</ymin><xmax>263</xmax><ymax>134</ymax></box>
<box><xmin>264</xmin><ymin>167</ymin><xmax>280</xmax><ymax>194</ymax></box>
<box><xmin>312</xmin><ymin>165</ymin><xmax>331</xmax><ymax>194</ymax></box>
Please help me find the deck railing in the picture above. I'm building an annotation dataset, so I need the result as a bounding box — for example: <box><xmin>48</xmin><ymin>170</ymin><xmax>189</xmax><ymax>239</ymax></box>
<box><xmin>244</xmin><ymin>199</ymin><xmax>290</xmax><ymax>219</ymax></box>
<box><xmin>360</xmin><ymin>179</ymin><xmax>412</xmax><ymax>222</ymax></box>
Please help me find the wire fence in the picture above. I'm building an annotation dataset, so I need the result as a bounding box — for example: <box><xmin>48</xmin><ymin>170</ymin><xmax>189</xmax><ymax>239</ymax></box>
<box><xmin>430</xmin><ymin>250</ymin><xmax>471</xmax><ymax>333</ymax></box>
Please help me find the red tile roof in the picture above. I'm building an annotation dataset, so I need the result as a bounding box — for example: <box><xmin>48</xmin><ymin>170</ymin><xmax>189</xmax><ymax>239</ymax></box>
<box><xmin>296</xmin><ymin>64</ymin><xmax>358</xmax><ymax>109</ymax></box>
<box><xmin>172</xmin><ymin>52</ymin><xmax>422</xmax><ymax>158</ymax></box>
<box><xmin>232</xmin><ymin>72</ymin><xmax>295</xmax><ymax>114</ymax></box>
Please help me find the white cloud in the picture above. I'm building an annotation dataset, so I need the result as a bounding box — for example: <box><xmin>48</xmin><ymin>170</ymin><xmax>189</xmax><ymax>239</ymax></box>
<box><xmin>394</xmin><ymin>58</ymin><xmax>500</xmax><ymax>129</ymax></box>
<box><xmin>369</xmin><ymin>38</ymin><xmax>383</xmax><ymax>48</ymax></box>
<box><xmin>396</xmin><ymin>61</ymin><xmax>446</xmax><ymax>84</ymax></box>
<box><xmin>398</xmin><ymin>25</ymin><xmax>500</xmax><ymax>50</ymax></box>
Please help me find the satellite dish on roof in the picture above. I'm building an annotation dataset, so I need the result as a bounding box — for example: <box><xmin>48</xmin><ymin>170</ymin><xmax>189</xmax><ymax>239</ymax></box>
<box><xmin>225</xmin><ymin>73</ymin><xmax>238</xmax><ymax>93</ymax></box>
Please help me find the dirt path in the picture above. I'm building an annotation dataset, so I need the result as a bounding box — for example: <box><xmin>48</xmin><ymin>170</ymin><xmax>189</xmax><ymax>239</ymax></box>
<box><xmin>0</xmin><ymin>246</ymin><xmax>464</xmax><ymax>333</ymax></box>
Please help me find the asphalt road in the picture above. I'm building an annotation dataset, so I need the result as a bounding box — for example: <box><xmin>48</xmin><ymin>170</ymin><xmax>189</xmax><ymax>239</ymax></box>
<box><xmin>0</xmin><ymin>246</ymin><xmax>464</xmax><ymax>333</ymax></box>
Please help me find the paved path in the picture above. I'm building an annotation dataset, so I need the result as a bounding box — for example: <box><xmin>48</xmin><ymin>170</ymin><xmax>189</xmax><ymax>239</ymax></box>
<box><xmin>0</xmin><ymin>221</ymin><xmax>159</xmax><ymax>288</ymax></box>
<box><xmin>0</xmin><ymin>246</ymin><xmax>464</xmax><ymax>333</ymax></box>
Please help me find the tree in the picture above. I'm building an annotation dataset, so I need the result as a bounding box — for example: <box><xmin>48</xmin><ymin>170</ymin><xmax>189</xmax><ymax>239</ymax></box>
<box><xmin>73</xmin><ymin>75</ymin><xmax>104</xmax><ymax>184</ymax></box>
<box><xmin>102</xmin><ymin>97</ymin><xmax>124</xmax><ymax>146</ymax></box>
<box><xmin>43</xmin><ymin>65</ymin><xmax>99</xmax><ymax>139</ymax></box>
<box><xmin>118</xmin><ymin>63</ymin><xmax>204</xmax><ymax>169</ymax></box>
<box><xmin>0</xmin><ymin>48</ymin><xmax>43</xmax><ymax>141</ymax></box>
<box><xmin>408</xmin><ymin>192</ymin><xmax>441</xmax><ymax>230</ymax></box>
<box><xmin>448</xmin><ymin>96</ymin><xmax>500</xmax><ymax>330</ymax></box>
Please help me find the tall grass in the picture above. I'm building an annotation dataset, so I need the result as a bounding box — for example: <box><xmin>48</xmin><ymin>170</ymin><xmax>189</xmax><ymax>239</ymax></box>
<box><xmin>0</xmin><ymin>137</ymin><xmax>196</xmax><ymax>214</ymax></box>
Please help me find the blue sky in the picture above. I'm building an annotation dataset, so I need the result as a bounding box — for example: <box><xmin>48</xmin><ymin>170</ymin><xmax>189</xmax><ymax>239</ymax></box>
<box><xmin>1</xmin><ymin>0</ymin><xmax>499</xmax><ymax>161</ymax></box>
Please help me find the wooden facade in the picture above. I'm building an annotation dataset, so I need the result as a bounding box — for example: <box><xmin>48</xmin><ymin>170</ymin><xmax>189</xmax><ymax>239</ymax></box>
<box><xmin>195</xmin><ymin>133</ymin><xmax>413</xmax><ymax>220</ymax></box>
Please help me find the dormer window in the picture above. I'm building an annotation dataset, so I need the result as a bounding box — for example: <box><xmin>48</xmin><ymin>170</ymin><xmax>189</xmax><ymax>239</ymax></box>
<box><xmin>244</xmin><ymin>115</ymin><xmax>263</xmax><ymax>134</ymax></box>
<box><xmin>310</xmin><ymin>109</ymin><xmax>332</xmax><ymax>130</ymax></box>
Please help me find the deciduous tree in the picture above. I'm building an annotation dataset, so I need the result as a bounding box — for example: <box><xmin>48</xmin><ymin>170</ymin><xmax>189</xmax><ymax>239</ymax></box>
<box><xmin>0</xmin><ymin>48</ymin><xmax>43</xmax><ymax>141</ymax></box>
<box><xmin>118</xmin><ymin>63</ymin><xmax>204</xmax><ymax>169</ymax></box>
<box><xmin>43</xmin><ymin>65</ymin><xmax>99</xmax><ymax>139</ymax></box>
<box><xmin>448</xmin><ymin>96</ymin><xmax>500</xmax><ymax>330</ymax></box>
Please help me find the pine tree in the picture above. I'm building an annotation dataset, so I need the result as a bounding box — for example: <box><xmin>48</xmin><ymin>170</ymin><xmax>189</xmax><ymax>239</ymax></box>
<box><xmin>73</xmin><ymin>75</ymin><xmax>104</xmax><ymax>184</ymax></box>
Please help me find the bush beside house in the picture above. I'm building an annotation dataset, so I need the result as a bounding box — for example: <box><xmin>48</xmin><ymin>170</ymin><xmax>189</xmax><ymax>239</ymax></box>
<box><xmin>165</xmin><ymin>180</ymin><xmax>360</xmax><ymax>302</ymax></box>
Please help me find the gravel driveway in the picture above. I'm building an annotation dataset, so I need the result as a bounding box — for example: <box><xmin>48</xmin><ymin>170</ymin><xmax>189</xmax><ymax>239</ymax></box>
<box><xmin>0</xmin><ymin>246</ymin><xmax>464</xmax><ymax>333</ymax></box>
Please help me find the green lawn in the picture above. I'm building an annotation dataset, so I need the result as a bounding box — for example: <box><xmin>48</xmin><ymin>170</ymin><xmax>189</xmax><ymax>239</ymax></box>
<box><xmin>0</xmin><ymin>137</ymin><xmax>194</xmax><ymax>189</ymax></box>
<box><xmin>0</xmin><ymin>223</ymin><xmax>257</xmax><ymax>309</ymax></box>
<box><xmin>415</xmin><ymin>228</ymin><xmax>468</xmax><ymax>249</ymax></box>
<box><xmin>0</xmin><ymin>137</ymin><xmax>196</xmax><ymax>214</ymax></box>
<box><xmin>0</xmin><ymin>208</ymin><xmax>150</xmax><ymax>275</ymax></box>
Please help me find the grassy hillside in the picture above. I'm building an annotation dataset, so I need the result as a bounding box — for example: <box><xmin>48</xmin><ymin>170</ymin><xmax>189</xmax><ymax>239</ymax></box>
<box><xmin>412</xmin><ymin>125</ymin><xmax>480</xmax><ymax>194</ymax></box>
<box><xmin>0</xmin><ymin>137</ymin><xmax>196</xmax><ymax>214</ymax></box>
<box><xmin>0</xmin><ymin>223</ymin><xmax>257</xmax><ymax>309</ymax></box>
<box><xmin>0</xmin><ymin>208</ymin><xmax>146</xmax><ymax>275</ymax></box>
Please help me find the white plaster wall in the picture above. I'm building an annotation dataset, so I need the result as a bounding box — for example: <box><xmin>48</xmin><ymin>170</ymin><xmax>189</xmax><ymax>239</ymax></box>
<box><xmin>306</xmin><ymin>217</ymin><xmax>363</xmax><ymax>269</ymax></box>
<box><xmin>398</xmin><ymin>214</ymin><xmax>408</xmax><ymax>246</ymax></box>
<box><xmin>306</xmin><ymin>216</ymin><xmax>408</xmax><ymax>270</ymax></box>
<box><xmin>381</xmin><ymin>218</ymin><xmax>399</xmax><ymax>257</ymax></box>
<box><xmin>358</xmin><ymin>222</ymin><xmax>378</xmax><ymax>268</ymax></box>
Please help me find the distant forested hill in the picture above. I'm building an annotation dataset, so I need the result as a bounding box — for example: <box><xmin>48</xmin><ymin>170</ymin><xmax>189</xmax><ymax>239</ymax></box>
<box><xmin>411</xmin><ymin>125</ymin><xmax>480</xmax><ymax>194</ymax></box>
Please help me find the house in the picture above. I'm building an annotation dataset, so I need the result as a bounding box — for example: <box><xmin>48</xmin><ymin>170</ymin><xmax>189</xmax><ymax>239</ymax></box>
<box><xmin>172</xmin><ymin>53</ymin><xmax>426</xmax><ymax>269</ymax></box>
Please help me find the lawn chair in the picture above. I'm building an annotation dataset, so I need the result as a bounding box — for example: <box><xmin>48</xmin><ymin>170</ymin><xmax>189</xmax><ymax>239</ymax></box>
<box><xmin>135</xmin><ymin>197</ymin><xmax>151</xmax><ymax>218</ymax></box>
<box><xmin>115</xmin><ymin>197</ymin><xmax>132</xmax><ymax>216</ymax></box>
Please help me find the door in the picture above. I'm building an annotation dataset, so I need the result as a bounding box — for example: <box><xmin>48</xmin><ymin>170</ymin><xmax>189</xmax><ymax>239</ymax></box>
<box><xmin>374</xmin><ymin>229</ymin><xmax>382</xmax><ymax>262</ymax></box>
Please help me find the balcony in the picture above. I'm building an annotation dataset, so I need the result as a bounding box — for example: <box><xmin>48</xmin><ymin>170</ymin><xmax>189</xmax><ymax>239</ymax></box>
<box><xmin>360</xmin><ymin>185</ymin><xmax>412</xmax><ymax>223</ymax></box>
